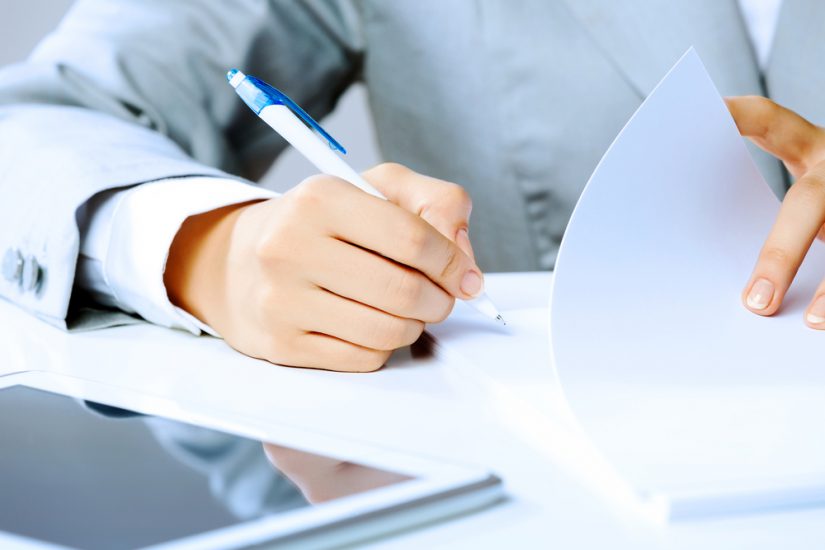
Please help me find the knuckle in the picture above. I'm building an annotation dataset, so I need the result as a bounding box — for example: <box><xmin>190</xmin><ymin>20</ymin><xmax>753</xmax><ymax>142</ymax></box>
<box><xmin>760</xmin><ymin>246</ymin><xmax>793</xmax><ymax>268</ymax></box>
<box><xmin>791</xmin><ymin>174</ymin><xmax>825</xmax><ymax>203</ymax></box>
<box><xmin>362</xmin><ymin>350</ymin><xmax>392</xmax><ymax>372</ymax></box>
<box><xmin>368</xmin><ymin>316</ymin><xmax>410</xmax><ymax>351</ymax></box>
<box><xmin>291</xmin><ymin>174</ymin><xmax>354</xmax><ymax>210</ymax></box>
<box><xmin>400</xmin><ymin>222</ymin><xmax>430</xmax><ymax>260</ymax></box>
<box><xmin>253</xmin><ymin>232</ymin><xmax>279</xmax><ymax>262</ymax></box>
<box><xmin>341</xmin><ymin>348</ymin><xmax>391</xmax><ymax>373</ymax></box>
<box><xmin>255</xmin><ymin>286</ymin><xmax>297</xmax><ymax>326</ymax></box>
<box><xmin>420</xmin><ymin>183</ymin><xmax>472</xmax><ymax>223</ymax></box>
<box><xmin>257</xmin><ymin>333</ymin><xmax>296</xmax><ymax>366</ymax></box>
<box><xmin>439</xmin><ymin>242</ymin><xmax>462</xmax><ymax>280</ymax></box>
<box><xmin>751</xmin><ymin>95</ymin><xmax>776</xmax><ymax>111</ymax></box>
<box><xmin>255</xmin><ymin>206</ymin><xmax>308</xmax><ymax>263</ymax></box>
<box><xmin>390</xmin><ymin>269</ymin><xmax>424</xmax><ymax>312</ymax></box>
<box><xmin>750</xmin><ymin>95</ymin><xmax>777</xmax><ymax>116</ymax></box>
<box><xmin>430</xmin><ymin>296</ymin><xmax>456</xmax><ymax>323</ymax></box>
<box><xmin>445</xmin><ymin>182</ymin><xmax>472</xmax><ymax>209</ymax></box>
<box><xmin>255</xmin><ymin>285</ymin><xmax>280</xmax><ymax>310</ymax></box>
<box><xmin>746</xmin><ymin>96</ymin><xmax>779</xmax><ymax>138</ymax></box>
<box><xmin>291</xmin><ymin>175</ymin><xmax>329</xmax><ymax>205</ymax></box>
<box><xmin>371</xmin><ymin>162</ymin><xmax>409</xmax><ymax>180</ymax></box>
<box><xmin>403</xmin><ymin>320</ymin><xmax>426</xmax><ymax>346</ymax></box>
<box><xmin>253</xmin><ymin>228</ymin><xmax>292</xmax><ymax>265</ymax></box>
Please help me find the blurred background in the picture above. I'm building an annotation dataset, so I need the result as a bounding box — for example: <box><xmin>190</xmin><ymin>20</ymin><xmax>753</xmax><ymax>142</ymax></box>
<box><xmin>0</xmin><ymin>1</ymin><xmax>382</xmax><ymax>192</ymax></box>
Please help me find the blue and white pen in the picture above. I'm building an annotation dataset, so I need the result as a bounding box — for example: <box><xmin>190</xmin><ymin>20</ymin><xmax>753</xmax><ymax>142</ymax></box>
<box><xmin>227</xmin><ymin>69</ymin><xmax>505</xmax><ymax>325</ymax></box>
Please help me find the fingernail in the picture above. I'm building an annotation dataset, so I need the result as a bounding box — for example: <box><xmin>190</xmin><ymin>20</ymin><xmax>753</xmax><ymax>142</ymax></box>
<box><xmin>461</xmin><ymin>270</ymin><xmax>483</xmax><ymax>297</ymax></box>
<box><xmin>456</xmin><ymin>228</ymin><xmax>475</xmax><ymax>261</ymax></box>
<box><xmin>806</xmin><ymin>295</ymin><xmax>825</xmax><ymax>325</ymax></box>
<box><xmin>746</xmin><ymin>278</ymin><xmax>774</xmax><ymax>310</ymax></box>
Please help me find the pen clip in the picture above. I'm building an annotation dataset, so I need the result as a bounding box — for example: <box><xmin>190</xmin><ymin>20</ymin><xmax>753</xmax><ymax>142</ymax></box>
<box><xmin>246</xmin><ymin>76</ymin><xmax>347</xmax><ymax>154</ymax></box>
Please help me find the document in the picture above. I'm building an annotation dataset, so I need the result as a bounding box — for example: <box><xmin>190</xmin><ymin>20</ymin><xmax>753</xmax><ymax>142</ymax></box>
<box><xmin>550</xmin><ymin>49</ymin><xmax>825</xmax><ymax>519</ymax></box>
<box><xmin>428</xmin><ymin>273</ymin><xmax>551</xmax><ymax>383</ymax></box>
<box><xmin>428</xmin><ymin>273</ymin><xmax>667</xmax><ymax>522</ymax></box>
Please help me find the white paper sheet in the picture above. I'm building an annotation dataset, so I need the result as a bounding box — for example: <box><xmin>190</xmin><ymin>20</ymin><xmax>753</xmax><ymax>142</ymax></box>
<box><xmin>428</xmin><ymin>275</ymin><xmax>668</xmax><ymax>522</ymax></box>
<box><xmin>550</xmin><ymin>49</ymin><xmax>825</xmax><ymax>519</ymax></box>
<box><xmin>427</xmin><ymin>272</ymin><xmax>553</xmax><ymax>383</ymax></box>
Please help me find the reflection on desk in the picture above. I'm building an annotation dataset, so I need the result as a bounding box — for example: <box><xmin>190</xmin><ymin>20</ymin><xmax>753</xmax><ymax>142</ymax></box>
<box><xmin>0</xmin><ymin>386</ymin><xmax>411</xmax><ymax>550</ymax></box>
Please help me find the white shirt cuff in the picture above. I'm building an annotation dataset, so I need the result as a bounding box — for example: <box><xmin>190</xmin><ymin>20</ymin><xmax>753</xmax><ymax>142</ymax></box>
<box><xmin>78</xmin><ymin>177</ymin><xmax>277</xmax><ymax>335</ymax></box>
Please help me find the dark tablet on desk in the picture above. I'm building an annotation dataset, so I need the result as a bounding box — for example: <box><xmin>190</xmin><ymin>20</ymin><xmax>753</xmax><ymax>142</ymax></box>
<box><xmin>0</xmin><ymin>372</ymin><xmax>500</xmax><ymax>550</ymax></box>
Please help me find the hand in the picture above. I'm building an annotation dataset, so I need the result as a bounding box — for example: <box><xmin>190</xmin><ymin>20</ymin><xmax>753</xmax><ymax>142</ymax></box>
<box><xmin>726</xmin><ymin>96</ymin><xmax>825</xmax><ymax>326</ymax></box>
<box><xmin>164</xmin><ymin>163</ymin><xmax>481</xmax><ymax>371</ymax></box>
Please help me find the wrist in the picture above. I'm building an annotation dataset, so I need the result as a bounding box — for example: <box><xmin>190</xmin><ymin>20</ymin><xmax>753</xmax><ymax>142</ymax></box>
<box><xmin>164</xmin><ymin>201</ymin><xmax>257</xmax><ymax>329</ymax></box>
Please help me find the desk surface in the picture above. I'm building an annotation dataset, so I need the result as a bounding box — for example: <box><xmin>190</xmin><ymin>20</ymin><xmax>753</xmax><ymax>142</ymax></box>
<box><xmin>0</xmin><ymin>272</ymin><xmax>822</xmax><ymax>549</ymax></box>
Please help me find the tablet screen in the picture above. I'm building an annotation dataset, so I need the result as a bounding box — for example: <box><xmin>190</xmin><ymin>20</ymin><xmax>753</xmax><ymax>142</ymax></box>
<box><xmin>0</xmin><ymin>386</ymin><xmax>412</xmax><ymax>550</ymax></box>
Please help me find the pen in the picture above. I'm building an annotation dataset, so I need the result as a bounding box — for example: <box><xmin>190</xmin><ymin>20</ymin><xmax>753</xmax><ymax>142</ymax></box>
<box><xmin>227</xmin><ymin>69</ymin><xmax>505</xmax><ymax>325</ymax></box>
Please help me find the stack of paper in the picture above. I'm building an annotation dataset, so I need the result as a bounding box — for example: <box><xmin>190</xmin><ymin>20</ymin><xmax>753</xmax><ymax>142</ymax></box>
<box><xmin>550</xmin><ymin>49</ymin><xmax>825</xmax><ymax>519</ymax></box>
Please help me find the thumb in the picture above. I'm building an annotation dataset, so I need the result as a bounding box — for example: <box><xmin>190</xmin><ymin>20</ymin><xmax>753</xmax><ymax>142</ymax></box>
<box><xmin>362</xmin><ymin>163</ymin><xmax>476</xmax><ymax>261</ymax></box>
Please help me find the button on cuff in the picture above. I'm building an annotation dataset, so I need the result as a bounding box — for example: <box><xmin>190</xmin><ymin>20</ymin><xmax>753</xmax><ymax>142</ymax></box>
<box><xmin>2</xmin><ymin>248</ymin><xmax>23</xmax><ymax>285</ymax></box>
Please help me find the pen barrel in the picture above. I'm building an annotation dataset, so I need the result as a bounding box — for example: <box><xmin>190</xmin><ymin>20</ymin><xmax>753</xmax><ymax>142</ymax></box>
<box><xmin>259</xmin><ymin>105</ymin><xmax>386</xmax><ymax>199</ymax></box>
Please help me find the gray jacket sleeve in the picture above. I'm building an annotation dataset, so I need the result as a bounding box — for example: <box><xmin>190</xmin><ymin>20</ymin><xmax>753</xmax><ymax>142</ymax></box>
<box><xmin>0</xmin><ymin>0</ymin><xmax>363</xmax><ymax>328</ymax></box>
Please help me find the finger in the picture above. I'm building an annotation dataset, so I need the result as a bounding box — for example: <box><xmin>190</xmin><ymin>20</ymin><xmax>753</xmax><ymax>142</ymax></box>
<box><xmin>298</xmin><ymin>288</ymin><xmax>425</xmax><ymax>352</ymax></box>
<box><xmin>805</xmin><ymin>278</ymin><xmax>825</xmax><ymax>330</ymax></box>
<box><xmin>309</xmin><ymin>237</ymin><xmax>454</xmax><ymax>323</ymax></box>
<box><xmin>743</xmin><ymin>164</ymin><xmax>825</xmax><ymax>315</ymax></box>
<box><xmin>290</xmin><ymin>333</ymin><xmax>392</xmax><ymax>373</ymax></box>
<box><xmin>312</xmin><ymin>178</ymin><xmax>484</xmax><ymax>299</ymax></box>
<box><xmin>363</xmin><ymin>163</ymin><xmax>476</xmax><ymax>259</ymax></box>
<box><xmin>725</xmin><ymin>96</ymin><xmax>825</xmax><ymax>178</ymax></box>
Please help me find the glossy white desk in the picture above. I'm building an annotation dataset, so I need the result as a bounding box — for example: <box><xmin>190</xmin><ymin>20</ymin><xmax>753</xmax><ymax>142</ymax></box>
<box><xmin>0</xmin><ymin>272</ymin><xmax>822</xmax><ymax>549</ymax></box>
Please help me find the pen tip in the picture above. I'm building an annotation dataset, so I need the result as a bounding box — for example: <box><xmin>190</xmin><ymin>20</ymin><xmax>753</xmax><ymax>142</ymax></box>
<box><xmin>495</xmin><ymin>314</ymin><xmax>507</xmax><ymax>326</ymax></box>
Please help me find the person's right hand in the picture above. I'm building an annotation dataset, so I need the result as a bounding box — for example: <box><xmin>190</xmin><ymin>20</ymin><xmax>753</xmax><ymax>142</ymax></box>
<box><xmin>163</xmin><ymin>163</ymin><xmax>483</xmax><ymax>372</ymax></box>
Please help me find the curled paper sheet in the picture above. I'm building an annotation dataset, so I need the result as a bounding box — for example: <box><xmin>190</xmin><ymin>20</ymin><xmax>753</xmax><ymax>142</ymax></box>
<box><xmin>551</xmin><ymin>49</ymin><xmax>825</xmax><ymax>519</ymax></box>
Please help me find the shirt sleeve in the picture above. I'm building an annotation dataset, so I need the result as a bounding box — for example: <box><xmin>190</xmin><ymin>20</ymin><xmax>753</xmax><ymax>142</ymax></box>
<box><xmin>75</xmin><ymin>177</ymin><xmax>277</xmax><ymax>336</ymax></box>
<box><xmin>0</xmin><ymin>0</ymin><xmax>361</xmax><ymax>327</ymax></box>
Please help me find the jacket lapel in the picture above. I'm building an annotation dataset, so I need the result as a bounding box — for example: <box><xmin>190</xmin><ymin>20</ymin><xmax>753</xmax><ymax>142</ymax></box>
<box><xmin>560</xmin><ymin>0</ymin><xmax>763</xmax><ymax>97</ymax></box>
<box><xmin>559</xmin><ymin>0</ymin><xmax>787</xmax><ymax>193</ymax></box>
<box><xmin>766</xmin><ymin>0</ymin><xmax>825</xmax><ymax>129</ymax></box>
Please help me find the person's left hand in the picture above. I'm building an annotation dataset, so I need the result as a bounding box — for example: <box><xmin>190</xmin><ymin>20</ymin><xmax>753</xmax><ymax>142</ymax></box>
<box><xmin>726</xmin><ymin>96</ymin><xmax>825</xmax><ymax>327</ymax></box>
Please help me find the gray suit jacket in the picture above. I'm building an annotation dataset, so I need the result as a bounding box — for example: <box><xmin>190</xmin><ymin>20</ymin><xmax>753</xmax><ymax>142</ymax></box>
<box><xmin>1</xmin><ymin>0</ymin><xmax>823</xmax><ymax>328</ymax></box>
